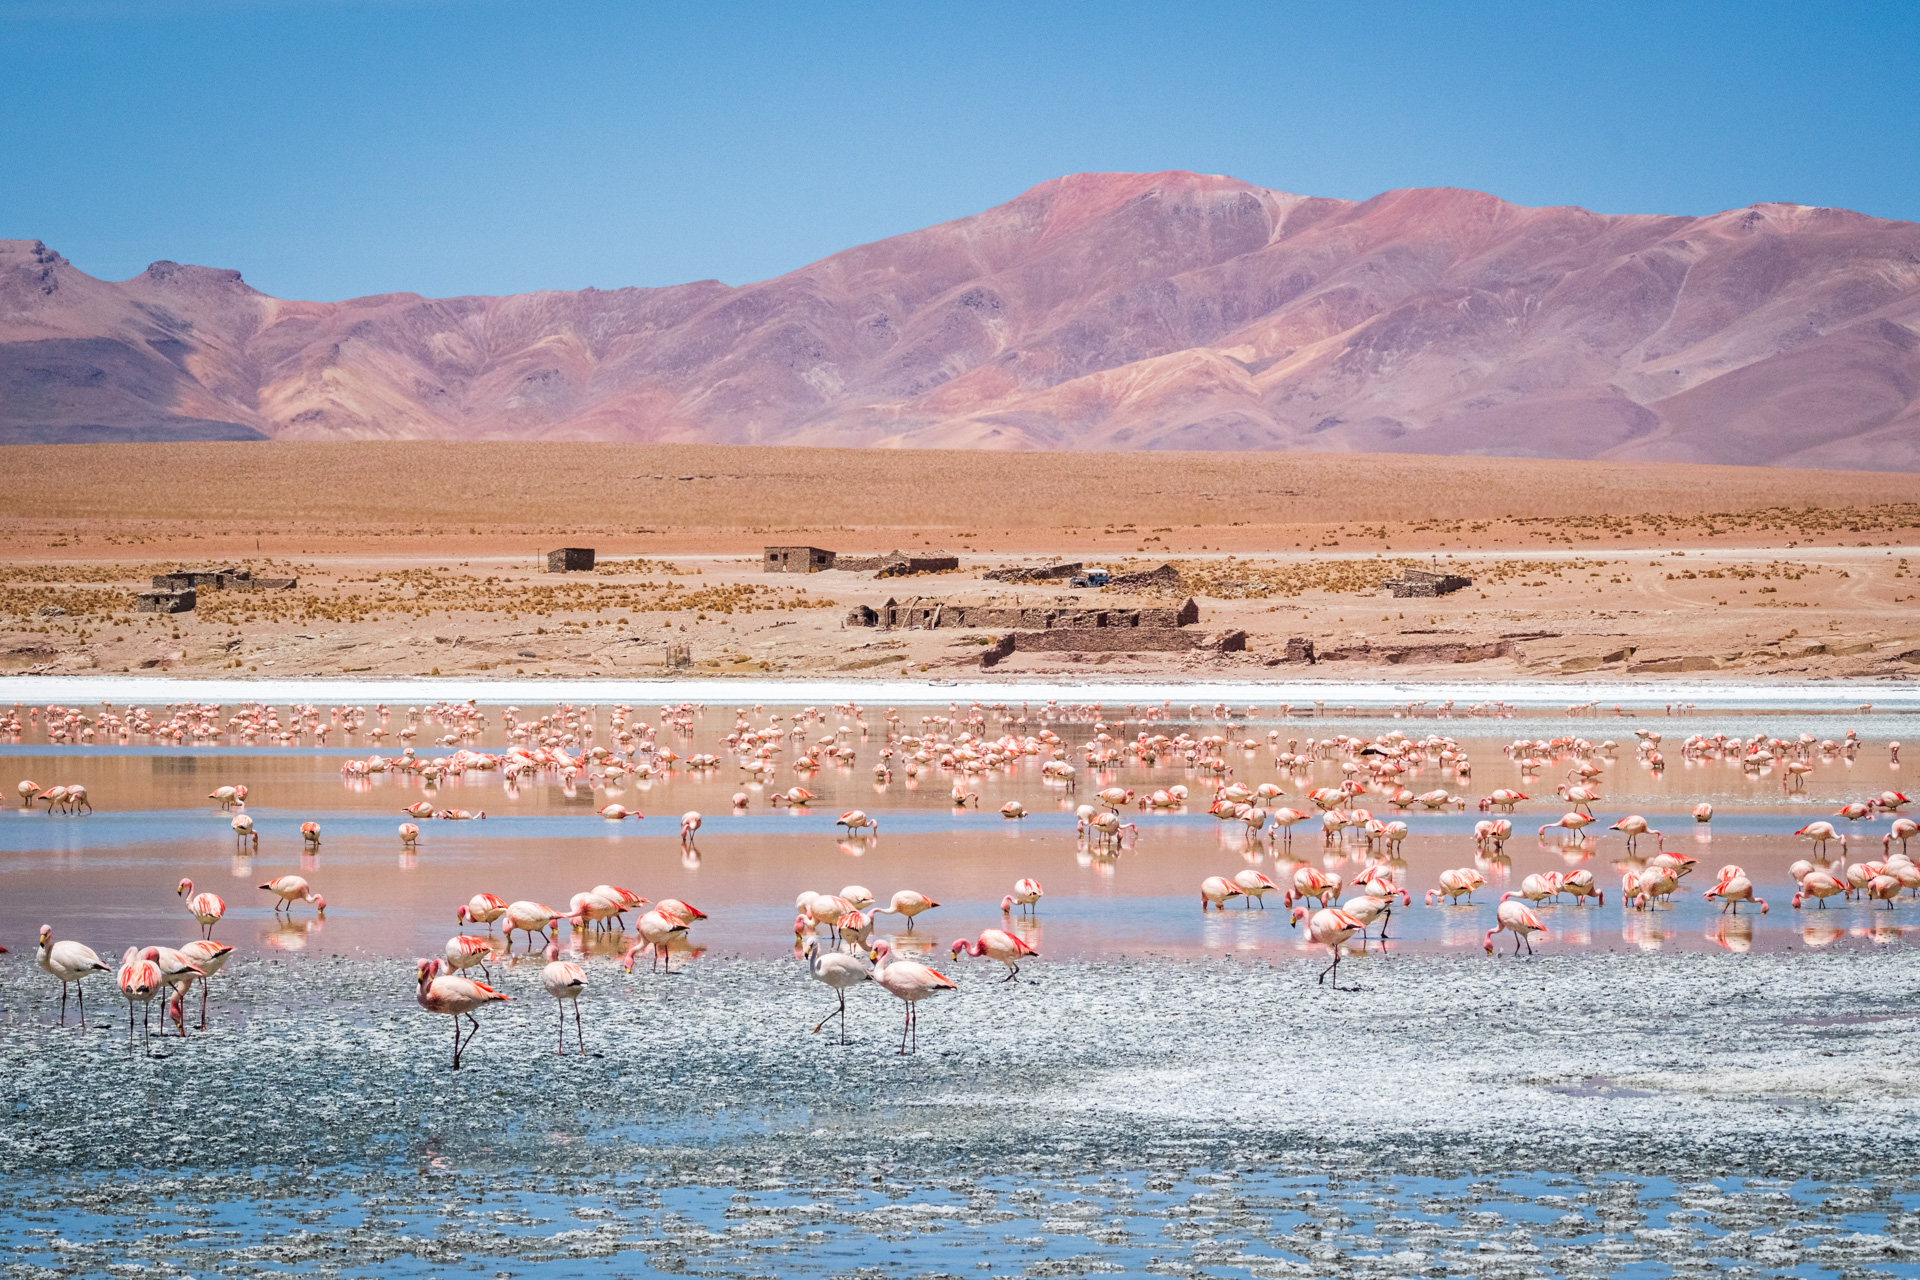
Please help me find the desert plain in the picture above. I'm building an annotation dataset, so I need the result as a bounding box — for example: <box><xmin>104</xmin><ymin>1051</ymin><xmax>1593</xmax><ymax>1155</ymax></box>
<box><xmin>1</xmin><ymin>440</ymin><xmax>1917</xmax><ymax>687</ymax></box>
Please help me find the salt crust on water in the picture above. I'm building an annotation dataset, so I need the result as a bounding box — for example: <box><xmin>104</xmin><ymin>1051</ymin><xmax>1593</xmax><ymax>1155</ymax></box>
<box><xmin>3</xmin><ymin>950</ymin><xmax>1920</xmax><ymax>1275</ymax></box>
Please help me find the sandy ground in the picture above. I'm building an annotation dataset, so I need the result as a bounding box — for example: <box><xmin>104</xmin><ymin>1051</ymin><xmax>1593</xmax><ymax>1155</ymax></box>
<box><xmin>1</xmin><ymin>442</ymin><xmax>1917</xmax><ymax>685</ymax></box>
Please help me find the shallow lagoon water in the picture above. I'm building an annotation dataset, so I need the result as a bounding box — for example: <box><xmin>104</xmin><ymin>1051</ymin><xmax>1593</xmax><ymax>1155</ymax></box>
<box><xmin>4</xmin><ymin>689</ymin><xmax>1920</xmax><ymax>1277</ymax></box>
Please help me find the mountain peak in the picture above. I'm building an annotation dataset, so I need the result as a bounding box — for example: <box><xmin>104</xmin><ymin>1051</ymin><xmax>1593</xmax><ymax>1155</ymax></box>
<box><xmin>4</xmin><ymin>176</ymin><xmax>1920</xmax><ymax>468</ymax></box>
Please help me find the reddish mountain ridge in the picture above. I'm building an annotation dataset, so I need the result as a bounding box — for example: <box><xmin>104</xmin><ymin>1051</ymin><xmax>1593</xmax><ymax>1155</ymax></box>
<box><xmin>5</xmin><ymin>171</ymin><xmax>1920</xmax><ymax>466</ymax></box>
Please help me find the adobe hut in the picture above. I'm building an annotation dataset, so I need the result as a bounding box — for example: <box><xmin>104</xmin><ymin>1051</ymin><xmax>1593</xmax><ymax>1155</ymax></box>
<box><xmin>547</xmin><ymin>548</ymin><xmax>596</xmax><ymax>573</ymax></box>
<box><xmin>862</xmin><ymin>592</ymin><xmax>1199</xmax><ymax>631</ymax></box>
<box><xmin>763</xmin><ymin>546</ymin><xmax>835</xmax><ymax>573</ymax></box>
<box><xmin>137</xmin><ymin>588</ymin><xmax>195</xmax><ymax>614</ymax></box>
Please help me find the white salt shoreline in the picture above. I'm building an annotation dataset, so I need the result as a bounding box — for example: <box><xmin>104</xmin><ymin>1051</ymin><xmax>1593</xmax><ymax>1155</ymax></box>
<box><xmin>1</xmin><ymin>672</ymin><xmax>1915</xmax><ymax>710</ymax></box>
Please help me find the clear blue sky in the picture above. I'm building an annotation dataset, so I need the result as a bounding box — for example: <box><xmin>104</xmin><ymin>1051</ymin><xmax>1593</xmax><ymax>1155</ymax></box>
<box><xmin>4</xmin><ymin>0</ymin><xmax>1916</xmax><ymax>301</ymax></box>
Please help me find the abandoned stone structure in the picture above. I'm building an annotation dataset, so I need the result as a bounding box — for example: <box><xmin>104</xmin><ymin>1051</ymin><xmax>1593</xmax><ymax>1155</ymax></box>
<box><xmin>144</xmin><ymin>568</ymin><xmax>296</xmax><ymax>610</ymax></box>
<box><xmin>1107</xmin><ymin>562</ymin><xmax>1183</xmax><ymax>591</ymax></box>
<box><xmin>857</xmin><ymin>592</ymin><xmax>1199</xmax><ymax>631</ymax></box>
<box><xmin>1386</xmin><ymin>567</ymin><xmax>1472</xmax><ymax>597</ymax></box>
<box><xmin>547</xmin><ymin>548</ymin><xmax>596</xmax><ymax>572</ymax></box>
<box><xmin>764</xmin><ymin>546</ymin><xmax>962</xmax><ymax>576</ymax></box>
<box><xmin>137</xmin><ymin>588</ymin><xmax>195</xmax><ymax>614</ymax></box>
<box><xmin>763</xmin><ymin>546</ymin><xmax>836</xmax><ymax>573</ymax></box>
<box><xmin>980</xmin><ymin>628</ymin><xmax>1245</xmax><ymax>667</ymax></box>
<box><xmin>982</xmin><ymin>562</ymin><xmax>1082</xmax><ymax>584</ymax></box>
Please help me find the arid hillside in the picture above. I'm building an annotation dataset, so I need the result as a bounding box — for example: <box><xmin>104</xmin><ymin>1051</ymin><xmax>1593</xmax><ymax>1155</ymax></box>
<box><xmin>6</xmin><ymin>172</ymin><xmax>1920</xmax><ymax>466</ymax></box>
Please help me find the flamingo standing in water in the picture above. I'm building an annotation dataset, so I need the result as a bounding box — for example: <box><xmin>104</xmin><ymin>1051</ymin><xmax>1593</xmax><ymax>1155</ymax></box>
<box><xmin>803</xmin><ymin>937</ymin><xmax>872</xmax><ymax>1044</ymax></box>
<box><xmin>260</xmin><ymin>875</ymin><xmax>324</xmax><ymax>917</ymax></box>
<box><xmin>869</xmin><ymin>938</ymin><xmax>956</xmax><ymax>1055</ymax></box>
<box><xmin>836</xmin><ymin>810</ymin><xmax>878</xmax><ymax>838</ymax></box>
<box><xmin>598</xmin><ymin>803</ymin><xmax>639</xmax><ymax>820</ymax></box>
<box><xmin>1234</xmin><ymin>869</ymin><xmax>1281</xmax><ymax>908</ymax></box>
<box><xmin>872</xmin><ymin>890</ymin><xmax>939</xmax><ymax>931</ymax></box>
<box><xmin>540</xmin><ymin>941</ymin><xmax>588</xmax><ymax>1056</ymax></box>
<box><xmin>1539</xmin><ymin>812</ymin><xmax>1597</xmax><ymax>841</ymax></box>
<box><xmin>950</xmin><ymin>929</ymin><xmax>1037</xmax><ymax>981</ymax></box>
<box><xmin>177</xmin><ymin>879</ymin><xmax>226</xmax><ymax>937</ymax></box>
<box><xmin>1795</xmin><ymin>821</ymin><xmax>1845</xmax><ymax>858</ymax></box>
<box><xmin>1487</xmin><ymin>897</ymin><xmax>1547</xmax><ymax>955</ymax></box>
<box><xmin>400</xmin><ymin>823</ymin><xmax>420</xmax><ymax>849</ymax></box>
<box><xmin>1426</xmin><ymin>868</ymin><xmax>1486</xmax><ymax>906</ymax></box>
<box><xmin>1200</xmin><ymin>876</ymin><xmax>1244</xmax><ymax>911</ymax></box>
<box><xmin>1703</xmin><ymin>865</ymin><xmax>1769</xmax><ymax>915</ymax></box>
<box><xmin>444</xmin><ymin>933</ymin><xmax>495</xmax><ymax>982</ymax></box>
<box><xmin>1794</xmin><ymin>868</ymin><xmax>1848</xmax><ymax>909</ymax></box>
<box><xmin>1004</xmin><ymin>878</ymin><xmax>1044</xmax><ymax>916</ymax></box>
<box><xmin>35</xmin><ymin>925</ymin><xmax>102</xmax><ymax>1026</ymax></box>
<box><xmin>680</xmin><ymin>811</ymin><xmax>702</xmax><ymax>845</ymax></box>
<box><xmin>1609</xmin><ymin>815</ymin><xmax>1663</xmax><ymax>853</ymax></box>
<box><xmin>415</xmin><ymin>956</ymin><xmax>508</xmax><ymax>1069</ymax></box>
<box><xmin>631</xmin><ymin>909</ymin><xmax>690</xmax><ymax>973</ymax></box>
<box><xmin>138</xmin><ymin>945</ymin><xmax>207</xmax><ymax>1036</ymax></box>
<box><xmin>301</xmin><ymin>822</ymin><xmax>321</xmax><ymax>848</ymax></box>
<box><xmin>502</xmin><ymin>901</ymin><xmax>566</xmax><ymax>951</ymax></box>
<box><xmin>178</xmin><ymin>939</ymin><xmax>234</xmax><ymax>1029</ymax></box>
<box><xmin>1289</xmin><ymin>906</ymin><xmax>1365</xmax><ymax>988</ymax></box>
<box><xmin>18</xmin><ymin>780</ymin><xmax>40</xmax><ymax>808</ymax></box>
<box><xmin>457</xmin><ymin>893</ymin><xmax>508</xmax><ymax>932</ymax></box>
<box><xmin>231</xmin><ymin>814</ymin><xmax>258</xmax><ymax>848</ymax></box>
<box><xmin>117</xmin><ymin>947</ymin><xmax>165</xmax><ymax>1055</ymax></box>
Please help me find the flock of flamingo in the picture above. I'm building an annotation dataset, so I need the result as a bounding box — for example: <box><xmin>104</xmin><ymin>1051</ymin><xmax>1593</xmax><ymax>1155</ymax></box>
<box><xmin>7</xmin><ymin>698</ymin><xmax>1914</xmax><ymax>1060</ymax></box>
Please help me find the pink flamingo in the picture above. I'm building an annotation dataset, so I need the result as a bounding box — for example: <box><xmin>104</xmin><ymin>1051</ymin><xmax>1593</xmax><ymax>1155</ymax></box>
<box><xmin>869</xmin><ymin>939</ymin><xmax>956</xmax><ymax>1054</ymax></box>
<box><xmin>950</xmin><ymin>929</ymin><xmax>1037</xmax><ymax>981</ymax></box>
<box><xmin>1487</xmin><ymin>898</ymin><xmax>1547</xmax><ymax>955</ymax></box>
<box><xmin>457</xmin><ymin>893</ymin><xmax>507</xmax><ymax>932</ymax></box>
<box><xmin>873</xmin><ymin>890</ymin><xmax>938</xmax><ymax>931</ymax></box>
<box><xmin>501</xmin><ymin>900</ymin><xmax>565</xmax><ymax>951</ymax></box>
<box><xmin>138</xmin><ymin>945</ymin><xmax>206</xmax><ymax>1036</ymax></box>
<box><xmin>1200</xmin><ymin>875</ymin><xmax>1243</xmax><ymax>911</ymax></box>
<box><xmin>680</xmin><ymin>811</ymin><xmax>702</xmax><ymax>845</ymax></box>
<box><xmin>400</xmin><ymin>823</ymin><xmax>420</xmax><ymax>848</ymax></box>
<box><xmin>1703</xmin><ymin>865</ymin><xmax>1768</xmax><ymax>915</ymax></box>
<box><xmin>117</xmin><ymin>947</ymin><xmax>163</xmax><ymax>1055</ymax></box>
<box><xmin>1004</xmin><ymin>878</ymin><xmax>1044</xmax><ymax>915</ymax></box>
<box><xmin>444</xmin><ymin>934</ymin><xmax>495</xmax><ymax>981</ymax></box>
<box><xmin>177</xmin><ymin>879</ymin><xmax>226</xmax><ymax>937</ymax></box>
<box><xmin>260</xmin><ymin>875</ymin><xmax>324</xmax><ymax>917</ymax></box>
<box><xmin>35</xmin><ymin>925</ymin><xmax>103</xmax><ymax>1026</ymax></box>
<box><xmin>415</xmin><ymin>956</ymin><xmax>508</xmax><ymax>1069</ymax></box>
<box><xmin>1426</xmin><ymin>868</ymin><xmax>1485</xmax><ymax>906</ymax></box>
<box><xmin>1609</xmin><ymin>815</ymin><xmax>1663</xmax><ymax>853</ymax></box>
<box><xmin>178</xmin><ymin>940</ymin><xmax>233</xmax><ymax>1030</ymax></box>
<box><xmin>631</xmin><ymin>909</ymin><xmax>690</xmax><ymax>973</ymax></box>
<box><xmin>301</xmin><ymin>821</ymin><xmax>321</xmax><ymax>848</ymax></box>
<box><xmin>540</xmin><ymin>941</ymin><xmax>589</xmax><ymax>1056</ymax></box>
<box><xmin>1289</xmin><ymin>906</ymin><xmax>1366</xmax><ymax>988</ymax></box>
<box><xmin>836</xmin><ymin>809</ymin><xmax>878</xmax><ymax>838</ymax></box>
<box><xmin>1233</xmin><ymin>869</ymin><xmax>1281</xmax><ymax>908</ymax></box>
<box><xmin>1794</xmin><ymin>868</ymin><xmax>1848</xmax><ymax>909</ymax></box>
